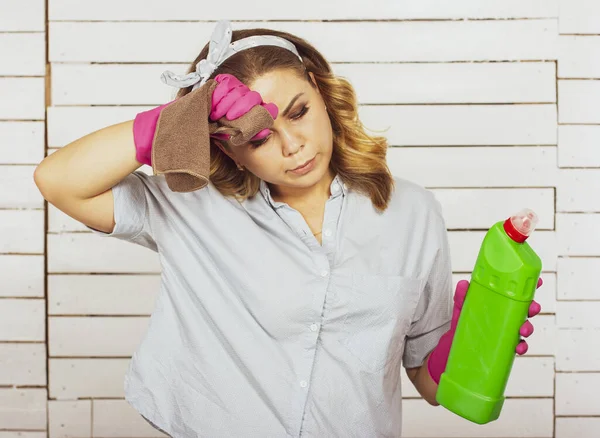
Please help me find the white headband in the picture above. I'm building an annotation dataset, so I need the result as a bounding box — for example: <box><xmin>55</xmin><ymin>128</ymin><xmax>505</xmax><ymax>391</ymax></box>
<box><xmin>161</xmin><ymin>20</ymin><xmax>303</xmax><ymax>91</ymax></box>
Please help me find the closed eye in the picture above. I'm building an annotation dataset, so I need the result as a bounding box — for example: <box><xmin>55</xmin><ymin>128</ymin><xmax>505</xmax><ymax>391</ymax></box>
<box><xmin>249</xmin><ymin>105</ymin><xmax>310</xmax><ymax>148</ymax></box>
<box><xmin>291</xmin><ymin>105</ymin><xmax>309</xmax><ymax>120</ymax></box>
<box><xmin>249</xmin><ymin>135</ymin><xmax>270</xmax><ymax>148</ymax></box>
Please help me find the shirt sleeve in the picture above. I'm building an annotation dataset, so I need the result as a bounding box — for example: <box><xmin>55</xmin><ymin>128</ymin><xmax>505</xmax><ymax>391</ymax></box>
<box><xmin>84</xmin><ymin>171</ymin><xmax>158</xmax><ymax>252</ymax></box>
<box><xmin>402</xmin><ymin>198</ymin><xmax>453</xmax><ymax>369</ymax></box>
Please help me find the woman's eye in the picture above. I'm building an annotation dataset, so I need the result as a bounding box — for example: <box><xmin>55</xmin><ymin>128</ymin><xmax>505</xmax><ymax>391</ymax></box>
<box><xmin>249</xmin><ymin>106</ymin><xmax>309</xmax><ymax>148</ymax></box>
<box><xmin>250</xmin><ymin>136</ymin><xmax>269</xmax><ymax>148</ymax></box>
<box><xmin>291</xmin><ymin>105</ymin><xmax>309</xmax><ymax>120</ymax></box>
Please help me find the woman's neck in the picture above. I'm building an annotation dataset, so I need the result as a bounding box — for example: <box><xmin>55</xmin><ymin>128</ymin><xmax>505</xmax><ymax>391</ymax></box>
<box><xmin>270</xmin><ymin>168</ymin><xmax>336</xmax><ymax>209</ymax></box>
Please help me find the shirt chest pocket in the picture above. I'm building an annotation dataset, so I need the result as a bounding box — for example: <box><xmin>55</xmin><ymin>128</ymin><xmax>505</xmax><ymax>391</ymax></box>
<box><xmin>338</xmin><ymin>274</ymin><xmax>424</xmax><ymax>373</ymax></box>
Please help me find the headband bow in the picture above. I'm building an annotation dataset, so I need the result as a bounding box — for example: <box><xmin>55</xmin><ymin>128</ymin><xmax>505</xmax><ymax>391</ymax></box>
<box><xmin>161</xmin><ymin>20</ymin><xmax>303</xmax><ymax>91</ymax></box>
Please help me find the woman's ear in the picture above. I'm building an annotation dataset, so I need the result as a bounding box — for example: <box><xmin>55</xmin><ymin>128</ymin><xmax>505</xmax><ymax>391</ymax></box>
<box><xmin>214</xmin><ymin>139</ymin><xmax>244</xmax><ymax>167</ymax></box>
<box><xmin>214</xmin><ymin>140</ymin><xmax>233</xmax><ymax>159</ymax></box>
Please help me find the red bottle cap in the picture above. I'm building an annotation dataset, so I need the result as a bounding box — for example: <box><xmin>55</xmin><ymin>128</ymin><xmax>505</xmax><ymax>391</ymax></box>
<box><xmin>503</xmin><ymin>209</ymin><xmax>538</xmax><ymax>243</ymax></box>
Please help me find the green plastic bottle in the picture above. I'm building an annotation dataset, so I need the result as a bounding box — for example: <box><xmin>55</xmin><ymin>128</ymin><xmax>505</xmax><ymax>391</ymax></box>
<box><xmin>435</xmin><ymin>208</ymin><xmax>543</xmax><ymax>424</ymax></box>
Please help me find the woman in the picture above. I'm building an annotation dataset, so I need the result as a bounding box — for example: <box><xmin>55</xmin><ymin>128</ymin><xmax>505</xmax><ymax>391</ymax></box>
<box><xmin>34</xmin><ymin>20</ymin><xmax>541</xmax><ymax>438</ymax></box>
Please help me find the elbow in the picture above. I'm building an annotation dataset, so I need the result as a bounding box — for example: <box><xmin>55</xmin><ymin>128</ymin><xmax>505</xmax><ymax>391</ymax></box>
<box><xmin>33</xmin><ymin>165</ymin><xmax>47</xmax><ymax>194</ymax></box>
<box><xmin>33</xmin><ymin>164</ymin><xmax>58</xmax><ymax>203</ymax></box>
<box><xmin>33</xmin><ymin>161</ymin><xmax>50</xmax><ymax>187</ymax></box>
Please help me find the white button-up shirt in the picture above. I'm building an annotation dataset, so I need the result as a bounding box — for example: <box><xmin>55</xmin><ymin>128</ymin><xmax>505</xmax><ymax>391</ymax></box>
<box><xmin>87</xmin><ymin>171</ymin><xmax>453</xmax><ymax>437</ymax></box>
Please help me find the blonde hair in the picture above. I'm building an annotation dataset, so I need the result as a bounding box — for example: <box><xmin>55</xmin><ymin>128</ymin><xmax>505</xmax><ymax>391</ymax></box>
<box><xmin>177</xmin><ymin>27</ymin><xmax>395</xmax><ymax>212</ymax></box>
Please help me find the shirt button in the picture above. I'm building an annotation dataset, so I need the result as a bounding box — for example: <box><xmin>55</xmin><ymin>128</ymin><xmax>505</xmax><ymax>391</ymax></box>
<box><xmin>300</xmin><ymin>380</ymin><xmax>308</xmax><ymax>388</ymax></box>
<box><xmin>310</xmin><ymin>323</ymin><xmax>318</xmax><ymax>332</ymax></box>
<box><xmin>320</xmin><ymin>270</ymin><xmax>329</xmax><ymax>277</ymax></box>
<box><xmin>323</xmin><ymin>229</ymin><xmax>332</xmax><ymax>237</ymax></box>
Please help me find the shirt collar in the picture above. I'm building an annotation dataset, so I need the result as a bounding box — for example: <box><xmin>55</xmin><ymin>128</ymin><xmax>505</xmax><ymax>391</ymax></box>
<box><xmin>259</xmin><ymin>174</ymin><xmax>347</xmax><ymax>209</ymax></box>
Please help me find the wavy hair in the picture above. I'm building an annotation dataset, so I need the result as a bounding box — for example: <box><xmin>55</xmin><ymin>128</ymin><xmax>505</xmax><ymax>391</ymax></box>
<box><xmin>176</xmin><ymin>27</ymin><xmax>394</xmax><ymax>212</ymax></box>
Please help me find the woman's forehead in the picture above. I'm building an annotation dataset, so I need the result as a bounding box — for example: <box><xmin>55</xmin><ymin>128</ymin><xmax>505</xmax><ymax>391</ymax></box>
<box><xmin>249</xmin><ymin>70</ymin><xmax>308</xmax><ymax>104</ymax></box>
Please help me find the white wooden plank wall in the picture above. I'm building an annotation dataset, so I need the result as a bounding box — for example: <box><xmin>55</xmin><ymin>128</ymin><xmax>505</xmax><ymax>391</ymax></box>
<box><xmin>1</xmin><ymin>0</ymin><xmax>598</xmax><ymax>436</ymax></box>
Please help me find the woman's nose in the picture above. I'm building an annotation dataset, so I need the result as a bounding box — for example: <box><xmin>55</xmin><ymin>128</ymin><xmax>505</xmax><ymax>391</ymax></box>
<box><xmin>280</xmin><ymin>128</ymin><xmax>303</xmax><ymax>155</ymax></box>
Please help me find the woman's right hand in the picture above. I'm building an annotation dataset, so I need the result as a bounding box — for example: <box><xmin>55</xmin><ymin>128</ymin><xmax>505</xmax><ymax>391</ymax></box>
<box><xmin>134</xmin><ymin>74</ymin><xmax>278</xmax><ymax>167</ymax></box>
<box><xmin>209</xmin><ymin>74</ymin><xmax>279</xmax><ymax>142</ymax></box>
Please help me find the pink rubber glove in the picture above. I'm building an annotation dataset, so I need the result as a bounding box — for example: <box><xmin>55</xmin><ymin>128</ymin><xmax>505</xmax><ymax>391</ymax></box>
<box><xmin>427</xmin><ymin>277</ymin><xmax>543</xmax><ymax>385</ymax></box>
<box><xmin>133</xmin><ymin>74</ymin><xmax>279</xmax><ymax>166</ymax></box>
<box><xmin>133</xmin><ymin>101</ymin><xmax>172</xmax><ymax>166</ymax></box>
<box><xmin>209</xmin><ymin>74</ymin><xmax>278</xmax><ymax>142</ymax></box>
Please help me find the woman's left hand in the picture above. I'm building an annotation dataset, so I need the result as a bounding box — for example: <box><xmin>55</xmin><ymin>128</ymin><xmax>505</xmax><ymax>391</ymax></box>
<box><xmin>453</xmin><ymin>277</ymin><xmax>543</xmax><ymax>355</ymax></box>
<box><xmin>427</xmin><ymin>277</ymin><xmax>543</xmax><ymax>384</ymax></box>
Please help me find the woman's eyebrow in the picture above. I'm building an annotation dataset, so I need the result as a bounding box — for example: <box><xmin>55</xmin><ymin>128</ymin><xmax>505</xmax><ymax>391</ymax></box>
<box><xmin>281</xmin><ymin>93</ymin><xmax>304</xmax><ymax>118</ymax></box>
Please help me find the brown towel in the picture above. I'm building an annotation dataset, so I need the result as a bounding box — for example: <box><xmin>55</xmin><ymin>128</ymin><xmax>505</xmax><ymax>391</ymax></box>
<box><xmin>151</xmin><ymin>79</ymin><xmax>275</xmax><ymax>193</ymax></box>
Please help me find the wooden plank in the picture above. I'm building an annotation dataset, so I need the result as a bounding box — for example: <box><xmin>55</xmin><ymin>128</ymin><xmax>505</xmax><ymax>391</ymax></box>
<box><xmin>336</xmin><ymin>62</ymin><xmax>556</xmax><ymax>104</ymax></box>
<box><xmin>0</xmin><ymin>0</ymin><xmax>44</xmax><ymax>31</ymax></box>
<box><xmin>559</xmin><ymin>35</ymin><xmax>600</xmax><ymax>78</ymax></box>
<box><xmin>49</xmin><ymin>20</ymin><xmax>558</xmax><ymax>63</ymax></box>
<box><xmin>0</xmin><ymin>255</ymin><xmax>44</xmax><ymax>297</ymax></box>
<box><xmin>558</xmin><ymin>257</ymin><xmax>600</xmax><ymax>300</ymax></box>
<box><xmin>48</xmin><ymin>274</ymin><xmax>161</xmax><ymax>315</ymax></box>
<box><xmin>48</xmin><ymin>400</ymin><xmax>92</xmax><ymax>438</ymax></box>
<box><xmin>360</xmin><ymin>105</ymin><xmax>557</xmax><ymax>146</ymax></box>
<box><xmin>0</xmin><ymin>78</ymin><xmax>45</xmax><ymax>120</ymax></box>
<box><xmin>49</xmin><ymin>0</ymin><xmax>558</xmax><ymax>20</ymax></box>
<box><xmin>558</xmin><ymin>0</ymin><xmax>600</xmax><ymax>34</ymax></box>
<box><xmin>557</xmin><ymin>329</ymin><xmax>600</xmax><ymax>371</ymax></box>
<box><xmin>0</xmin><ymin>166</ymin><xmax>44</xmax><ymax>208</ymax></box>
<box><xmin>387</xmin><ymin>147</ymin><xmax>558</xmax><ymax>188</ymax></box>
<box><xmin>432</xmin><ymin>188</ymin><xmax>554</xmax><ymax>230</ymax></box>
<box><xmin>47</xmin><ymin>106</ymin><xmax>149</xmax><ymax>148</ymax></box>
<box><xmin>0</xmin><ymin>299</ymin><xmax>45</xmax><ymax>341</ymax></box>
<box><xmin>557</xmin><ymin>213</ymin><xmax>600</xmax><ymax>256</ymax></box>
<box><xmin>0</xmin><ymin>389</ymin><xmax>47</xmax><ymax>430</ymax></box>
<box><xmin>558</xmin><ymin>80</ymin><xmax>600</xmax><ymax>124</ymax></box>
<box><xmin>51</xmin><ymin>63</ymin><xmax>179</xmax><ymax>106</ymax></box>
<box><xmin>49</xmin><ymin>317</ymin><xmax>149</xmax><ymax>357</ymax></box>
<box><xmin>49</xmin><ymin>358</ymin><xmax>129</xmax><ymax>399</ymax></box>
<box><xmin>0</xmin><ymin>210</ymin><xmax>44</xmax><ymax>254</ymax></box>
<box><xmin>0</xmin><ymin>33</ymin><xmax>45</xmax><ymax>76</ymax></box>
<box><xmin>557</xmin><ymin>302</ymin><xmax>600</xmax><ymax>328</ymax></box>
<box><xmin>556</xmin><ymin>373</ymin><xmax>600</xmax><ymax>415</ymax></box>
<box><xmin>93</xmin><ymin>399</ymin><xmax>166</xmax><ymax>438</ymax></box>
<box><xmin>558</xmin><ymin>170</ymin><xmax>600</xmax><ymax>212</ymax></box>
<box><xmin>51</xmin><ymin>62</ymin><xmax>556</xmax><ymax>106</ymax></box>
<box><xmin>0</xmin><ymin>344</ymin><xmax>46</xmax><ymax>385</ymax></box>
<box><xmin>402</xmin><ymin>398</ymin><xmax>553</xmax><ymax>437</ymax></box>
<box><xmin>0</xmin><ymin>122</ymin><xmax>45</xmax><ymax>164</ymax></box>
<box><xmin>0</xmin><ymin>433</ymin><xmax>47</xmax><ymax>438</ymax></box>
<box><xmin>558</xmin><ymin>125</ymin><xmax>600</xmax><ymax>168</ymax></box>
<box><xmin>47</xmin><ymin>234</ymin><xmax>160</xmax><ymax>274</ymax></box>
<box><xmin>556</xmin><ymin>418</ymin><xmax>600</xmax><ymax>438</ymax></box>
